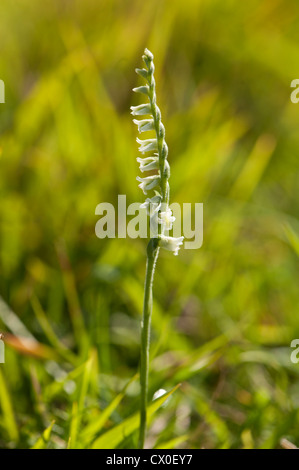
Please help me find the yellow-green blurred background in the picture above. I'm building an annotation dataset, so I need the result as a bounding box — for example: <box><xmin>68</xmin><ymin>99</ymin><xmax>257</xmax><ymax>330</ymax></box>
<box><xmin>1</xmin><ymin>0</ymin><xmax>299</xmax><ymax>449</ymax></box>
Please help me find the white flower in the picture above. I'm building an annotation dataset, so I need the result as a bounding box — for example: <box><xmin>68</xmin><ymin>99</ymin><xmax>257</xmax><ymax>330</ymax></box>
<box><xmin>130</xmin><ymin>104</ymin><xmax>151</xmax><ymax>116</ymax></box>
<box><xmin>137</xmin><ymin>156</ymin><xmax>159</xmax><ymax>172</ymax></box>
<box><xmin>136</xmin><ymin>138</ymin><xmax>158</xmax><ymax>154</ymax></box>
<box><xmin>133</xmin><ymin>119</ymin><xmax>155</xmax><ymax>133</ymax></box>
<box><xmin>158</xmin><ymin>208</ymin><xmax>175</xmax><ymax>231</ymax></box>
<box><xmin>136</xmin><ymin>175</ymin><xmax>160</xmax><ymax>194</ymax></box>
<box><xmin>159</xmin><ymin>235</ymin><xmax>184</xmax><ymax>256</ymax></box>
<box><xmin>135</xmin><ymin>68</ymin><xmax>148</xmax><ymax>79</ymax></box>
<box><xmin>140</xmin><ymin>192</ymin><xmax>162</xmax><ymax>216</ymax></box>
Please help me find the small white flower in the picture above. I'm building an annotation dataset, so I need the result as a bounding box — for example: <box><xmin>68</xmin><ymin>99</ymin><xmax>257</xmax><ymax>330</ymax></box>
<box><xmin>135</xmin><ymin>68</ymin><xmax>148</xmax><ymax>79</ymax></box>
<box><xmin>159</xmin><ymin>235</ymin><xmax>184</xmax><ymax>256</ymax></box>
<box><xmin>136</xmin><ymin>138</ymin><xmax>158</xmax><ymax>154</ymax></box>
<box><xmin>143</xmin><ymin>48</ymin><xmax>154</xmax><ymax>60</ymax></box>
<box><xmin>133</xmin><ymin>119</ymin><xmax>155</xmax><ymax>133</ymax></box>
<box><xmin>158</xmin><ymin>208</ymin><xmax>175</xmax><ymax>231</ymax></box>
<box><xmin>137</xmin><ymin>156</ymin><xmax>159</xmax><ymax>172</ymax></box>
<box><xmin>133</xmin><ymin>85</ymin><xmax>150</xmax><ymax>95</ymax></box>
<box><xmin>136</xmin><ymin>175</ymin><xmax>160</xmax><ymax>194</ymax></box>
<box><xmin>140</xmin><ymin>192</ymin><xmax>162</xmax><ymax>216</ymax></box>
<box><xmin>130</xmin><ymin>104</ymin><xmax>151</xmax><ymax>116</ymax></box>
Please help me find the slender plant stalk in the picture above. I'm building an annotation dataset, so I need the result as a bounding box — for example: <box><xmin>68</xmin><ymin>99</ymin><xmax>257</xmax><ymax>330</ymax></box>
<box><xmin>131</xmin><ymin>49</ymin><xmax>184</xmax><ymax>449</ymax></box>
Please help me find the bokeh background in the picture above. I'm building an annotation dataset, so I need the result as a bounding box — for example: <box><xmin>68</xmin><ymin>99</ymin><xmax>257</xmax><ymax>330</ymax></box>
<box><xmin>1</xmin><ymin>0</ymin><xmax>299</xmax><ymax>449</ymax></box>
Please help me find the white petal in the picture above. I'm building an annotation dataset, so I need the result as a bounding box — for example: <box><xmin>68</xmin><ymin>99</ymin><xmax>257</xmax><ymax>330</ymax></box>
<box><xmin>140</xmin><ymin>194</ymin><xmax>162</xmax><ymax>216</ymax></box>
<box><xmin>159</xmin><ymin>235</ymin><xmax>184</xmax><ymax>255</ymax></box>
<box><xmin>135</xmin><ymin>68</ymin><xmax>148</xmax><ymax>79</ymax></box>
<box><xmin>133</xmin><ymin>119</ymin><xmax>155</xmax><ymax>133</ymax></box>
<box><xmin>136</xmin><ymin>175</ymin><xmax>160</xmax><ymax>194</ymax></box>
<box><xmin>144</xmin><ymin>48</ymin><xmax>154</xmax><ymax>60</ymax></box>
<box><xmin>158</xmin><ymin>208</ymin><xmax>176</xmax><ymax>230</ymax></box>
<box><xmin>136</xmin><ymin>138</ymin><xmax>158</xmax><ymax>154</ymax></box>
<box><xmin>133</xmin><ymin>85</ymin><xmax>150</xmax><ymax>95</ymax></box>
<box><xmin>137</xmin><ymin>156</ymin><xmax>159</xmax><ymax>172</ymax></box>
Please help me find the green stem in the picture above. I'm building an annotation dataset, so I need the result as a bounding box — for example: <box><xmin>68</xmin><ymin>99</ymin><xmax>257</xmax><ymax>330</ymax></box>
<box><xmin>138</xmin><ymin>240</ymin><xmax>160</xmax><ymax>449</ymax></box>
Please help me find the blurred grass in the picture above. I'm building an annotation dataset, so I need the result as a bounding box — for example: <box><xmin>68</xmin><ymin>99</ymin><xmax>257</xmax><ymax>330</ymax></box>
<box><xmin>0</xmin><ymin>0</ymin><xmax>299</xmax><ymax>449</ymax></box>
